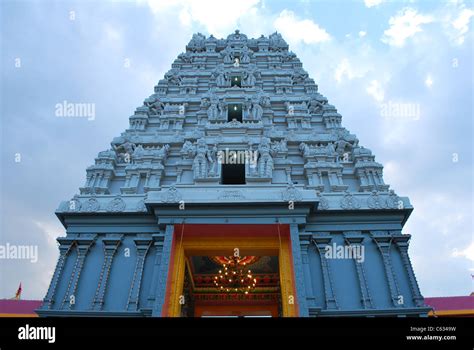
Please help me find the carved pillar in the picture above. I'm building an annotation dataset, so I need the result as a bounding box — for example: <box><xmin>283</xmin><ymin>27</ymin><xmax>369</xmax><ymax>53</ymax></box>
<box><xmin>307</xmin><ymin>172</ymin><xmax>315</xmax><ymax>187</ymax></box>
<box><xmin>328</xmin><ymin>172</ymin><xmax>337</xmax><ymax>187</ymax></box>
<box><xmin>373</xmin><ymin>170</ymin><xmax>382</xmax><ymax>185</ymax></box>
<box><xmin>337</xmin><ymin>173</ymin><xmax>344</xmax><ymax>186</ymax></box>
<box><xmin>97</xmin><ymin>173</ymin><xmax>104</xmax><ymax>188</ymax></box>
<box><xmin>308</xmin><ymin>171</ymin><xmax>322</xmax><ymax>187</ymax></box>
<box><xmin>369</xmin><ymin>171</ymin><xmax>376</xmax><ymax>186</ymax></box>
<box><xmin>142</xmin><ymin>172</ymin><xmax>150</xmax><ymax>188</ymax></box>
<box><xmin>304</xmin><ymin>168</ymin><xmax>324</xmax><ymax>190</ymax></box>
<box><xmin>61</xmin><ymin>234</ymin><xmax>97</xmax><ymax>310</ymax></box>
<box><xmin>126</xmin><ymin>236</ymin><xmax>153</xmax><ymax>311</ymax></box>
<box><xmin>371</xmin><ymin>231</ymin><xmax>402</xmax><ymax>308</ymax></box>
<box><xmin>85</xmin><ymin>174</ymin><xmax>93</xmax><ymax>187</ymax></box>
<box><xmin>147</xmin><ymin>233</ymin><xmax>166</xmax><ymax>307</ymax></box>
<box><xmin>311</xmin><ymin>235</ymin><xmax>339</xmax><ymax>310</ymax></box>
<box><xmin>131</xmin><ymin>174</ymin><xmax>139</xmax><ymax>188</ymax></box>
<box><xmin>357</xmin><ymin>170</ymin><xmax>368</xmax><ymax>187</ymax></box>
<box><xmin>91</xmin><ymin>234</ymin><xmax>123</xmax><ymax>311</ymax></box>
<box><xmin>343</xmin><ymin>231</ymin><xmax>374</xmax><ymax>309</ymax></box>
<box><xmin>300</xmin><ymin>233</ymin><xmax>316</xmax><ymax>308</ymax></box>
<box><xmin>285</xmin><ymin>169</ymin><xmax>292</xmax><ymax>184</ymax></box>
<box><xmin>288</xmin><ymin>223</ymin><xmax>308</xmax><ymax>316</ymax></box>
<box><xmin>42</xmin><ymin>237</ymin><xmax>75</xmax><ymax>309</ymax></box>
<box><xmin>103</xmin><ymin>173</ymin><xmax>111</xmax><ymax>189</ymax></box>
<box><xmin>124</xmin><ymin>175</ymin><xmax>131</xmax><ymax>188</ymax></box>
<box><xmin>376</xmin><ymin>170</ymin><xmax>389</xmax><ymax>190</ymax></box>
<box><xmin>176</xmin><ymin>169</ymin><xmax>183</xmax><ymax>183</ymax></box>
<box><xmin>152</xmin><ymin>225</ymin><xmax>175</xmax><ymax>316</ymax></box>
<box><xmin>392</xmin><ymin>232</ymin><xmax>425</xmax><ymax>307</ymax></box>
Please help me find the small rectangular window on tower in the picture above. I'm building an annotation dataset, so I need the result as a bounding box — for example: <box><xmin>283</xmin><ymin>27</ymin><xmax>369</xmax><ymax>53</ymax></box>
<box><xmin>228</xmin><ymin>104</ymin><xmax>242</xmax><ymax>122</ymax></box>
<box><xmin>221</xmin><ymin>162</ymin><xmax>245</xmax><ymax>185</ymax></box>
<box><xmin>230</xmin><ymin>75</ymin><xmax>241</xmax><ymax>87</ymax></box>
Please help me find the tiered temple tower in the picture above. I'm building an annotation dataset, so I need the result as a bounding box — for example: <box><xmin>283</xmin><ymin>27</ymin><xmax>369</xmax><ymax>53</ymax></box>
<box><xmin>39</xmin><ymin>30</ymin><xmax>429</xmax><ymax>317</ymax></box>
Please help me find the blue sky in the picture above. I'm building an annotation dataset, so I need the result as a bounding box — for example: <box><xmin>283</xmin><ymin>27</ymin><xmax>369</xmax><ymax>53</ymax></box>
<box><xmin>0</xmin><ymin>0</ymin><xmax>472</xmax><ymax>300</ymax></box>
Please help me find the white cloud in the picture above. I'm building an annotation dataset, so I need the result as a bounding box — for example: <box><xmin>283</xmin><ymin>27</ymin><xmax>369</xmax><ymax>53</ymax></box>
<box><xmin>382</xmin><ymin>8</ymin><xmax>434</xmax><ymax>47</ymax></box>
<box><xmin>359</xmin><ymin>30</ymin><xmax>367</xmax><ymax>37</ymax></box>
<box><xmin>334</xmin><ymin>58</ymin><xmax>366</xmax><ymax>83</ymax></box>
<box><xmin>366</xmin><ymin>79</ymin><xmax>385</xmax><ymax>102</ymax></box>
<box><xmin>274</xmin><ymin>9</ymin><xmax>331</xmax><ymax>45</ymax></box>
<box><xmin>383</xmin><ymin>161</ymin><xmax>401</xmax><ymax>180</ymax></box>
<box><xmin>452</xmin><ymin>241</ymin><xmax>474</xmax><ymax>261</ymax></box>
<box><xmin>425</xmin><ymin>74</ymin><xmax>434</xmax><ymax>88</ymax></box>
<box><xmin>364</xmin><ymin>0</ymin><xmax>384</xmax><ymax>8</ymax></box>
<box><xmin>104</xmin><ymin>24</ymin><xmax>121</xmax><ymax>42</ymax></box>
<box><xmin>178</xmin><ymin>7</ymin><xmax>192</xmax><ymax>26</ymax></box>
<box><xmin>102</xmin><ymin>23</ymin><xmax>123</xmax><ymax>50</ymax></box>
<box><xmin>439</xmin><ymin>1</ymin><xmax>474</xmax><ymax>45</ymax></box>
<box><xmin>334</xmin><ymin>58</ymin><xmax>349</xmax><ymax>82</ymax></box>
<box><xmin>143</xmin><ymin>0</ymin><xmax>262</xmax><ymax>37</ymax></box>
<box><xmin>34</xmin><ymin>220</ymin><xmax>63</xmax><ymax>247</ymax></box>
<box><xmin>451</xmin><ymin>8</ymin><xmax>474</xmax><ymax>44</ymax></box>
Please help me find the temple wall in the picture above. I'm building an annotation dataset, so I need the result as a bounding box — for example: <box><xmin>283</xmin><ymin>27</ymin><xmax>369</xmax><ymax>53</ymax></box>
<box><xmin>39</xmin><ymin>214</ymin><xmax>426</xmax><ymax>317</ymax></box>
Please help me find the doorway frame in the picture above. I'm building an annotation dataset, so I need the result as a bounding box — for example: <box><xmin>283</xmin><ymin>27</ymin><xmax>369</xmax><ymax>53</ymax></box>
<box><xmin>163</xmin><ymin>224</ymin><xmax>299</xmax><ymax>317</ymax></box>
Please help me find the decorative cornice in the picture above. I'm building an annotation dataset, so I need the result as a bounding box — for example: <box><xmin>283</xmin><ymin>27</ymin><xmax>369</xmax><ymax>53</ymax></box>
<box><xmin>281</xmin><ymin>184</ymin><xmax>303</xmax><ymax>202</ymax></box>
<box><xmin>106</xmin><ymin>196</ymin><xmax>126</xmax><ymax>212</ymax></box>
<box><xmin>340</xmin><ymin>191</ymin><xmax>361</xmax><ymax>210</ymax></box>
<box><xmin>161</xmin><ymin>185</ymin><xmax>182</xmax><ymax>203</ymax></box>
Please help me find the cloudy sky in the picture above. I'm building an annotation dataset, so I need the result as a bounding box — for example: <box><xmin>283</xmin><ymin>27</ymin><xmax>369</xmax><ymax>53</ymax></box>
<box><xmin>0</xmin><ymin>0</ymin><xmax>472</xmax><ymax>300</ymax></box>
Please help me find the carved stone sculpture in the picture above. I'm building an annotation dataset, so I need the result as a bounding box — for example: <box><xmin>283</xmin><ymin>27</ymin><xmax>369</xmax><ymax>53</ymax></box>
<box><xmin>257</xmin><ymin>137</ymin><xmax>273</xmax><ymax>178</ymax></box>
<box><xmin>192</xmin><ymin>138</ymin><xmax>216</xmax><ymax>179</ymax></box>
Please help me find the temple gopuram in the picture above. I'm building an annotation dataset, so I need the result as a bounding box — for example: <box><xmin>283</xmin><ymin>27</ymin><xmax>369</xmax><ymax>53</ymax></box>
<box><xmin>39</xmin><ymin>30</ymin><xmax>430</xmax><ymax>317</ymax></box>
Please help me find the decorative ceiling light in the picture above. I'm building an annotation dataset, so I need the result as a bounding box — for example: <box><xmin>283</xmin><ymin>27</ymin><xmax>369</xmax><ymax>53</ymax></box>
<box><xmin>213</xmin><ymin>255</ymin><xmax>257</xmax><ymax>294</ymax></box>
<box><xmin>211</xmin><ymin>256</ymin><xmax>260</xmax><ymax>266</ymax></box>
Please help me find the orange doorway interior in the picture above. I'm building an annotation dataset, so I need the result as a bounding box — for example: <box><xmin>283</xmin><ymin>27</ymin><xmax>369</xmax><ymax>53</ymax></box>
<box><xmin>163</xmin><ymin>224</ymin><xmax>299</xmax><ymax>317</ymax></box>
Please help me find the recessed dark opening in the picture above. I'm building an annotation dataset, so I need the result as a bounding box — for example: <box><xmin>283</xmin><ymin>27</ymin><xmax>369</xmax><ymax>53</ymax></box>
<box><xmin>228</xmin><ymin>104</ymin><xmax>242</xmax><ymax>122</ymax></box>
<box><xmin>230</xmin><ymin>75</ymin><xmax>241</xmax><ymax>87</ymax></box>
<box><xmin>221</xmin><ymin>163</ymin><xmax>245</xmax><ymax>185</ymax></box>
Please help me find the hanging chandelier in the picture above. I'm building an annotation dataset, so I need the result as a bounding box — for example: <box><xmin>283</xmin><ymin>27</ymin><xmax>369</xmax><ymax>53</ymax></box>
<box><xmin>214</xmin><ymin>255</ymin><xmax>257</xmax><ymax>294</ymax></box>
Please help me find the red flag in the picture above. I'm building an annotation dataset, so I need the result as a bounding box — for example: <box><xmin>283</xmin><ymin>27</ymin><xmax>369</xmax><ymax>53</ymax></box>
<box><xmin>14</xmin><ymin>283</ymin><xmax>22</xmax><ymax>300</ymax></box>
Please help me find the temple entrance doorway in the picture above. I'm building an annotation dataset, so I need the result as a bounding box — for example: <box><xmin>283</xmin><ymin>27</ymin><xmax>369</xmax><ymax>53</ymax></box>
<box><xmin>182</xmin><ymin>255</ymin><xmax>281</xmax><ymax>317</ymax></box>
<box><xmin>164</xmin><ymin>224</ymin><xmax>298</xmax><ymax>317</ymax></box>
